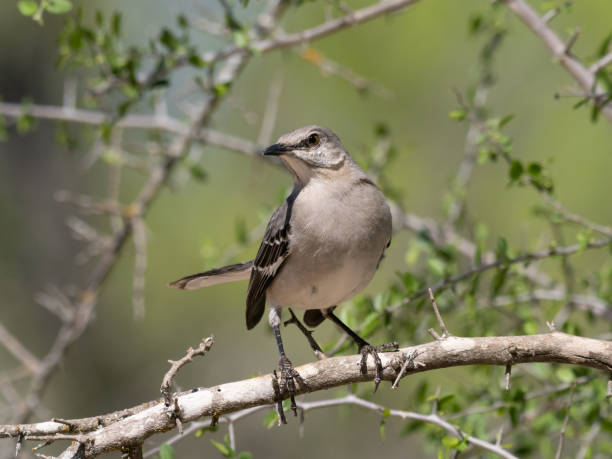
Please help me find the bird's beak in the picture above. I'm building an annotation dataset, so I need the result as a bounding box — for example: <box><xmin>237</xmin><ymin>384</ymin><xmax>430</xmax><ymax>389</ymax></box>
<box><xmin>262</xmin><ymin>143</ymin><xmax>291</xmax><ymax>156</ymax></box>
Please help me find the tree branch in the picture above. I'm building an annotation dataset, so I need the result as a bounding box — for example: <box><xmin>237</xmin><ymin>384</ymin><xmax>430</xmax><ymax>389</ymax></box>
<box><xmin>1</xmin><ymin>332</ymin><xmax>609</xmax><ymax>457</ymax></box>
<box><xmin>501</xmin><ymin>0</ymin><xmax>612</xmax><ymax>125</ymax></box>
<box><xmin>386</xmin><ymin>236</ymin><xmax>612</xmax><ymax>313</ymax></box>
<box><xmin>9</xmin><ymin>0</ymin><xmax>291</xmax><ymax>426</ymax></box>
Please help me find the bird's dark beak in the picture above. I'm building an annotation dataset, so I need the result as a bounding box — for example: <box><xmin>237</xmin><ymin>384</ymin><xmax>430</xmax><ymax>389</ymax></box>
<box><xmin>262</xmin><ymin>143</ymin><xmax>291</xmax><ymax>156</ymax></box>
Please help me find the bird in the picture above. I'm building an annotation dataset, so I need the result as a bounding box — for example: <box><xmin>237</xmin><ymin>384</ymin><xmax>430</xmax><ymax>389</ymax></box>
<box><xmin>170</xmin><ymin>125</ymin><xmax>397</xmax><ymax>418</ymax></box>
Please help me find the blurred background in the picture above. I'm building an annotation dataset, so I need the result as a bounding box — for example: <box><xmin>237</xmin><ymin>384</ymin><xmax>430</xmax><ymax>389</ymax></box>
<box><xmin>1</xmin><ymin>0</ymin><xmax>611</xmax><ymax>457</ymax></box>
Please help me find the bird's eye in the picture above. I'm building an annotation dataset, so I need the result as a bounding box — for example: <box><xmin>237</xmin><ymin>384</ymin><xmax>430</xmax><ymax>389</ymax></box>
<box><xmin>307</xmin><ymin>133</ymin><xmax>320</xmax><ymax>147</ymax></box>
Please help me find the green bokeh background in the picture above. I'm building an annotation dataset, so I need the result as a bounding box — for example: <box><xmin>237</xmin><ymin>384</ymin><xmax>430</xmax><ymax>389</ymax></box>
<box><xmin>1</xmin><ymin>0</ymin><xmax>611</xmax><ymax>457</ymax></box>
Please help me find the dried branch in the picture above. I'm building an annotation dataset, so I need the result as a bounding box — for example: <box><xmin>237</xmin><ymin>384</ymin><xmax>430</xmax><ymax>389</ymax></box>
<box><xmin>386</xmin><ymin>236</ymin><xmax>612</xmax><ymax>313</ymax></box>
<box><xmin>501</xmin><ymin>0</ymin><xmax>612</xmax><ymax>124</ymax></box>
<box><xmin>0</xmin><ymin>323</ymin><xmax>41</xmax><ymax>373</ymax></box>
<box><xmin>554</xmin><ymin>382</ymin><xmax>577</xmax><ymax>459</ymax></box>
<box><xmin>160</xmin><ymin>337</ymin><xmax>215</xmax><ymax>408</ymax></box>
<box><xmin>9</xmin><ymin>0</ymin><xmax>291</xmax><ymax>426</ymax></box>
<box><xmin>254</xmin><ymin>0</ymin><xmax>421</xmax><ymax>54</ymax></box>
<box><xmin>1</xmin><ymin>332</ymin><xmax>609</xmax><ymax>457</ymax></box>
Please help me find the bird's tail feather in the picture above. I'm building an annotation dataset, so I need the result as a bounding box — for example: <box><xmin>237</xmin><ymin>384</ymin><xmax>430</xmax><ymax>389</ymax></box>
<box><xmin>169</xmin><ymin>260</ymin><xmax>253</xmax><ymax>290</ymax></box>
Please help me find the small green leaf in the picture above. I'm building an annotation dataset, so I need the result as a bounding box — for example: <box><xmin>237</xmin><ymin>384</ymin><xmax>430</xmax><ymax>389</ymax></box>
<box><xmin>491</xmin><ymin>266</ymin><xmax>509</xmax><ymax>297</ymax></box>
<box><xmin>46</xmin><ymin>0</ymin><xmax>73</xmax><ymax>14</ymax></box>
<box><xmin>499</xmin><ymin>114</ymin><xmax>515</xmax><ymax>128</ymax></box>
<box><xmin>427</xmin><ymin>258</ymin><xmax>446</xmax><ymax>277</ymax></box>
<box><xmin>232</xmin><ymin>30</ymin><xmax>249</xmax><ymax>47</ymax></box>
<box><xmin>448</xmin><ymin>110</ymin><xmax>466</xmax><ymax>121</ymax></box>
<box><xmin>509</xmin><ymin>160</ymin><xmax>523</xmax><ymax>181</ymax></box>
<box><xmin>189</xmin><ymin>164</ymin><xmax>208</xmax><ymax>183</ymax></box>
<box><xmin>188</xmin><ymin>53</ymin><xmax>205</xmax><ymax>68</ymax></box>
<box><xmin>16</xmin><ymin>113</ymin><xmax>34</xmax><ymax>134</ymax></box>
<box><xmin>555</xmin><ymin>367</ymin><xmax>574</xmax><ymax>383</ymax></box>
<box><xmin>160</xmin><ymin>28</ymin><xmax>179</xmax><ymax>51</ymax></box>
<box><xmin>177</xmin><ymin>15</ymin><xmax>189</xmax><ymax>28</ymax></box>
<box><xmin>17</xmin><ymin>1</ymin><xmax>38</xmax><ymax>16</ymax></box>
<box><xmin>159</xmin><ymin>443</ymin><xmax>174</xmax><ymax>459</ymax></box>
<box><xmin>527</xmin><ymin>162</ymin><xmax>542</xmax><ymax>177</ymax></box>
<box><xmin>496</xmin><ymin>237</ymin><xmax>508</xmax><ymax>259</ymax></box>
<box><xmin>210</xmin><ymin>439</ymin><xmax>231</xmax><ymax>457</ymax></box>
<box><xmin>238</xmin><ymin>453</ymin><xmax>253</xmax><ymax>459</ymax></box>
<box><xmin>442</xmin><ymin>436</ymin><xmax>461</xmax><ymax>449</ymax></box>
<box><xmin>111</xmin><ymin>12</ymin><xmax>122</xmax><ymax>36</ymax></box>
<box><xmin>379</xmin><ymin>419</ymin><xmax>386</xmax><ymax>441</ymax></box>
<box><xmin>263</xmin><ymin>410</ymin><xmax>277</xmax><ymax>428</ymax></box>
<box><xmin>522</xmin><ymin>320</ymin><xmax>539</xmax><ymax>335</ymax></box>
<box><xmin>214</xmin><ymin>82</ymin><xmax>231</xmax><ymax>96</ymax></box>
<box><xmin>234</xmin><ymin>217</ymin><xmax>248</xmax><ymax>244</ymax></box>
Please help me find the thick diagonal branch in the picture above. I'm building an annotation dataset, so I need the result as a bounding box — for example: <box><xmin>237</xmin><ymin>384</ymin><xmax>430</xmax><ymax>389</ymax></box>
<box><xmin>1</xmin><ymin>332</ymin><xmax>609</xmax><ymax>457</ymax></box>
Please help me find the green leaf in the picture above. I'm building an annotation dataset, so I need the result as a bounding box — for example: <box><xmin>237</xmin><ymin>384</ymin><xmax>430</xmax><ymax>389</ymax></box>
<box><xmin>210</xmin><ymin>439</ymin><xmax>231</xmax><ymax>457</ymax></box>
<box><xmin>159</xmin><ymin>443</ymin><xmax>174</xmax><ymax>459</ymax></box>
<box><xmin>46</xmin><ymin>0</ymin><xmax>73</xmax><ymax>14</ymax></box>
<box><xmin>427</xmin><ymin>258</ymin><xmax>446</xmax><ymax>277</ymax></box>
<box><xmin>509</xmin><ymin>160</ymin><xmax>523</xmax><ymax>181</ymax></box>
<box><xmin>160</xmin><ymin>28</ymin><xmax>179</xmax><ymax>51</ymax></box>
<box><xmin>379</xmin><ymin>419</ymin><xmax>386</xmax><ymax>441</ymax></box>
<box><xmin>111</xmin><ymin>12</ymin><xmax>122</xmax><ymax>36</ymax></box>
<box><xmin>496</xmin><ymin>237</ymin><xmax>508</xmax><ymax>259</ymax></box>
<box><xmin>177</xmin><ymin>15</ymin><xmax>188</xmax><ymax>28</ymax></box>
<box><xmin>189</xmin><ymin>164</ymin><xmax>208</xmax><ymax>183</ymax></box>
<box><xmin>16</xmin><ymin>113</ymin><xmax>34</xmax><ymax>134</ymax></box>
<box><xmin>526</xmin><ymin>162</ymin><xmax>542</xmax><ymax>177</ymax></box>
<box><xmin>263</xmin><ymin>410</ymin><xmax>277</xmax><ymax>429</ymax></box>
<box><xmin>442</xmin><ymin>436</ymin><xmax>461</xmax><ymax>449</ymax></box>
<box><xmin>555</xmin><ymin>367</ymin><xmax>574</xmax><ymax>383</ymax></box>
<box><xmin>188</xmin><ymin>53</ymin><xmax>205</xmax><ymax>68</ymax></box>
<box><xmin>448</xmin><ymin>110</ymin><xmax>466</xmax><ymax>121</ymax></box>
<box><xmin>232</xmin><ymin>29</ymin><xmax>249</xmax><ymax>47</ymax></box>
<box><xmin>491</xmin><ymin>266</ymin><xmax>509</xmax><ymax>297</ymax></box>
<box><xmin>499</xmin><ymin>114</ymin><xmax>515</xmax><ymax>128</ymax></box>
<box><xmin>597</xmin><ymin>33</ymin><xmax>612</xmax><ymax>57</ymax></box>
<box><xmin>522</xmin><ymin>320</ymin><xmax>539</xmax><ymax>335</ymax></box>
<box><xmin>234</xmin><ymin>217</ymin><xmax>248</xmax><ymax>244</ymax></box>
<box><xmin>17</xmin><ymin>1</ymin><xmax>38</xmax><ymax>16</ymax></box>
<box><xmin>214</xmin><ymin>82</ymin><xmax>231</xmax><ymax>96</ymax></box>
<box><xmin>237</xmin><ymin>453</ymin><xmax>252</xmax><ymax>459</ymax></box>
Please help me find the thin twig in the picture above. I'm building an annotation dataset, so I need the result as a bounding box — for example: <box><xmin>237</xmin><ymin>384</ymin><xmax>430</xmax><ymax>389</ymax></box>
<box><xmin>501</xmin><ymin>0</ymin><xmax>612</xmax><ymax>125</ymax></box>
<box><xmin>428</xmin><ymin>288</ymin><xmax>450</xmax><ymax>339</ymax></box>
<box><xmin>160</xmin><ymin>337</ymin><xmax>215</xmax><ymax>408</ymax></box>
<box><xmin>554</xmin><ymin>382</ymin><xmax>577</xmax><ymax>459</ymax></box>
<box><xmin>0</xmin><ymin>323</ymin><xmax>41</xmax><ymax>373</ymax></box>
<box><xmin>387</xmin><ymin>236</ymin><xmax>612</xmax><ymax>313</ymax></box>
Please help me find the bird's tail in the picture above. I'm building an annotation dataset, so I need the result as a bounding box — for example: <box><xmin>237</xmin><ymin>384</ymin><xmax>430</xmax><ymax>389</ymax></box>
<box><xmin>169</xmin><ymin>260</ymin><xmax>253</xmax><ymax>290</ymax></box>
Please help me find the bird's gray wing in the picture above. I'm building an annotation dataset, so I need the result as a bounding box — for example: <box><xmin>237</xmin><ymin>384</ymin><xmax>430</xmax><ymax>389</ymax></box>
<box><xmin>245</xmin><ymin>196</ymin><xmax>294</xmax><ymax>329</ymax></box>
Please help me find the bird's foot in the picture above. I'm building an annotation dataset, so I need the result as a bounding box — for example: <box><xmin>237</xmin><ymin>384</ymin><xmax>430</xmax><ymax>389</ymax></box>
<box><xmin>274</xmin><ymin>355</ymin><xmax>303</xmax><ymax>422</ymax></box>
<box><xmin>358</xmin><ymin>341</ymin><xmax>399</xmax><ymax>393</ymax></box>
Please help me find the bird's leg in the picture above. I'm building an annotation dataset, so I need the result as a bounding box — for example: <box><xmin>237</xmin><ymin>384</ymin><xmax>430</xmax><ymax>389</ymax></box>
<box><xmin>283</xmin><ymin>308</ymin><xmax>326</xmax><ymax>359</ymax></box>
<box><xmin>269</xmin><ymin>306</ymin><xmax>302</xmax><ymax>419</ymax></box>
<box><xmin>323</xmin><ymin>308</ymin><xmax>398</xmax><ymax>393</ymax></box>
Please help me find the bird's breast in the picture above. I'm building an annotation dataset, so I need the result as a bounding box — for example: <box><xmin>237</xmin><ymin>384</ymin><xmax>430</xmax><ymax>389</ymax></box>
<box><xmin>266</xmin><ymin>179</ymin><xmax>391</xmax><ymax>309</ymax></box>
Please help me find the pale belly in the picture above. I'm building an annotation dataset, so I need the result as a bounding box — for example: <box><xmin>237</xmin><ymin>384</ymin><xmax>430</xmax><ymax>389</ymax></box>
<box><xmin>265</xmin><ymin>179</ymin><xmax>391</xmax><ymax>309</ymax></box>
<box><xmin>266</xmin><ymin>246</ymin><xmax>382</xmax><ymax>309</ymax></box>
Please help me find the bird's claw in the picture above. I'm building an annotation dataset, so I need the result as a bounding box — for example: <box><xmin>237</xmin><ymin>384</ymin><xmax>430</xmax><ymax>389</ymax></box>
<box><xmin>277</xmin><ymin>355</ymin><xmax>303</xmax><ymax>417</ymax></box>
<box><xmin>359</xmin><ymin>341</ymin><xmax>399</xmax><ymax>393</ymax></box>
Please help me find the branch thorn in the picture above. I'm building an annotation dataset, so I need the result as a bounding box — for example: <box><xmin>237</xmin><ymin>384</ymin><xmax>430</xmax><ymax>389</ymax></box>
<box><xmin>428</xmin><ymin>288</ymin><xmax>451</xmax><ymax>340</ymax></box>
<box><xmin>505</xmin><ymin>364</ymin><xmax>512</xmax><ymax>391</ymax></box>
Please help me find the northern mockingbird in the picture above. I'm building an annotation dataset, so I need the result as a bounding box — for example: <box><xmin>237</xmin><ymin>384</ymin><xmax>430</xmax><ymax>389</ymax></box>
<box><xmin>170</xmin><ymin>125</ymin><xmax>397</xmax><ymax>417</ymax></box>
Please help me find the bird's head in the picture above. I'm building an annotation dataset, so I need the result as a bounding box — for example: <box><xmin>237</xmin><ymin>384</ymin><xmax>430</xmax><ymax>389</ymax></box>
<box><xmin>263</xmin><ymin>125</ymin><xmax>351</xmax><ymax>184</ymax></box>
